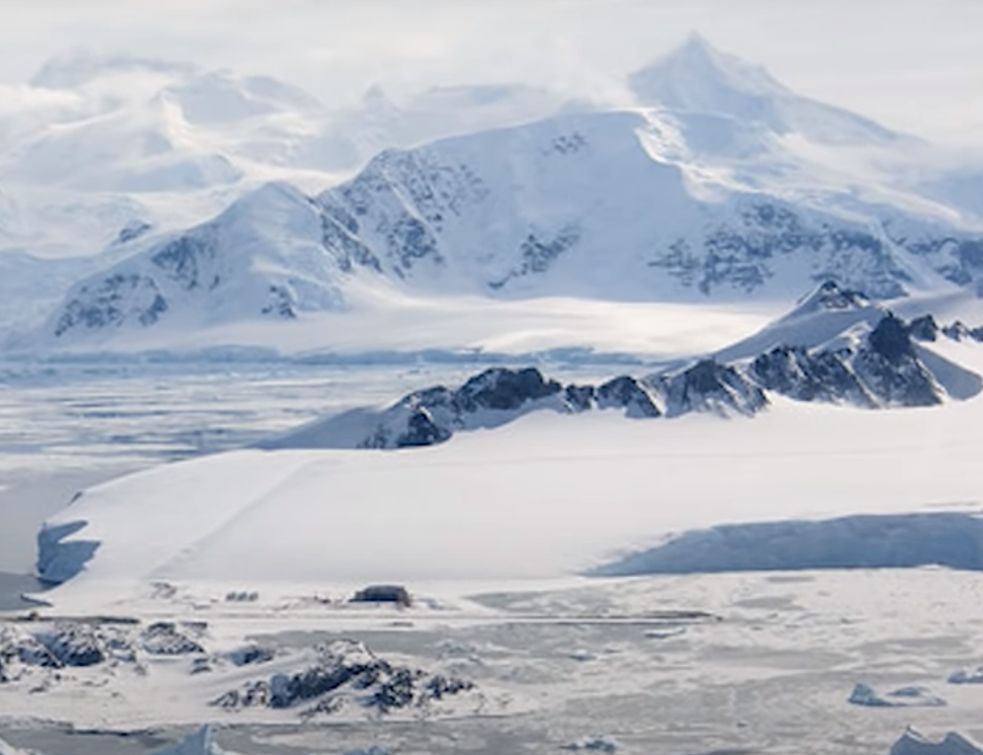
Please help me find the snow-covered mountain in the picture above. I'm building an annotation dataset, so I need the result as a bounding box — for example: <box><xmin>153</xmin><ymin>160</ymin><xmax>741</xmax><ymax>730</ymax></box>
<box><xmin>255</xmin><ymin>282</ymin><xmax>982</xmax><ymax>451</ymax></box>
<box><xmin>42</xmin><ymin>108</ymin><xmax>979</xmax><ymax>347</ymax></box>
<box><xmin>0</xmin><ymin>53</ymin><xmax>332</xmax><ymax>262</ymax></box>
<box><xmin>9</xmin><ymin>37</ymin><xmax>983</xmax><ymax>353</ymax></box>
<box><xmin>0</xmin><ymin>51</ymin><xmax>572</xmax><ymax>263</ymax></box>
<box><xmin>629</xmin><ymin>34</ymin><xmax>903</xmax><ymax>148</ymax></box>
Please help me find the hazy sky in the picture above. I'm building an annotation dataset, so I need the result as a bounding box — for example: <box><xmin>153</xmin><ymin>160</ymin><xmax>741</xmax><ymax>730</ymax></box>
<box><xmin>3</xmin><ymin>0</ymin><xmax>982</xmax><ymax>144</ymax></box>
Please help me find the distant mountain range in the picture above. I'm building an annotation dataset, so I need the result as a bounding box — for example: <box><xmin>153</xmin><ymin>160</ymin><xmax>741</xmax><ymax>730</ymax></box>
<box><xmin>256</xmin><ymin>281</ymin><xmax>983</xmax><ymax>450</ymax></box>
<box><xmin>3</xmin><ymin>36</ymin><xmax>983</xmax><ymax>354</ymax></box>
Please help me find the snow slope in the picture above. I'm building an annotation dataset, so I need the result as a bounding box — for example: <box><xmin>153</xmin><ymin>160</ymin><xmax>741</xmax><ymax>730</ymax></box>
<box><xmin>30</xmin><ymin>38</ymin><xmax>983</xmax><ymax>352</ymax></box>
<box><xmin>38</xmin><ymin>110</ymin><xmax>976</xmax><ymax>349</ymax></box>
<box><xmin>629</xmin><ymin>34</ymin><xmax>904</xmax><ymax>147</ymax></box>
<box><xmin>0</xmin><ymin>52</ymin><xmax>573</xmax><ymax>263</ymax></box>
<box><xmin>35</xmin><ymin>374</ymin><xmax>983</xmax><ymax>611</ymax></box>
<box><xmin>31</xmin><ymin>276</ymin><xmax>983</xmax><ymax>605</ymax></box>
<box><xmin>253</xmin><ymin>283</ymin><xmax>983</xmax><ymax>450</ymax></box>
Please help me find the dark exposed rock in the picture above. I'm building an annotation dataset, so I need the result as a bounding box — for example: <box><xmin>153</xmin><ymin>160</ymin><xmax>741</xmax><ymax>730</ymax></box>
<box><xmin>0</xmin><ymin>630</ymin><xmax>60</xmax><ymax>671</ymax></box>
<box><xmin>650</xmin><ymin>204</ymin><xmax>908</xmax><ymax>298</ymax></box>
<box><xmin>748</xmin><ymin>312</ymin><xmax>947</xmax><ymax>408</ymax></box>
<box><xmin>868</xmin><ymin>313</ymin><xmax>914</xmax><ymax>363</ymax></box>
<box><xmin>228</xmin><ymin>645</ymin><xmax>275</xmax><ymax>667</ymax></box>
<box><xmin>491</xmin><ymin>226</ymin><xmax>582</xmax><ymax>289</ymax></box>
<box><xmin>849</xmin><ymin>315</ymin><xmax>942</xmax><ymax>406</ymax></box>
<box><xmin>54</xmin><ymin>273</ymin><xmax>168</xmax><ymax>336</ymax></box>
<box><xmin>396</xmin><ymin>408</ymin><xmax>452</xmax><ymax>448</ymax></box>
<box><xmin>141</xmin><ymin>622</ymin><xmax>205</xmax><ymax>656</ymax></box>
<box><xmin>807</xmin><ymin>279</ymin><xmax>872</xmax><ymax>311</ymax></box>
<box><xmin>424</xmin><ymin>674</ymin><xmax>475</xmax><ymax>700</ymax></box>
<box><xmin>749</xmin><ymin>346</ymin><xmax>875</xmax><ymax>407</ymax></box>
<box><xmin>563</xmin><ymin>384</ymin><xmax>596</xmax><ymax>412</ymax></box>
<box><xmin>215</xmin><ymin>640</ymin><xmax>476</xmax><ymax>715</ymax></box>
<box><xmin>270</xmin><ymin>663</ymin><xmax>363</xmax><ymax>708</ymax></box>
<box><xmin>320</xmin><ymin>202</ymin><xmax>382</xmax><ymax>273</ymax></box>
<box><xmin>370</xmin><ymin>667</ymin><xmax>423</xmax><ymax>712</ymax></box>
<box><xmin>943</xmin><ymin>321</ymin><xmax>972</xmax><ymax>341</ymax></box>
<box><xmin>455</xmin><ymin>367</ymin><xmax>562</xmax><ymax>411</ymax></box>
<box><xmin>662</xmin><ymin>360</ymin><xmax>767</xmax><ymax>418</ymax></box>
<box><xmin>596</xmin><ymin>376</ymin><xmax>661</xmax><ymax>418</ymax></box>
<box><xmin>151</xmin><ymin>235</ymin><xmax>216</xmax><ymax>291</ymax></box>
<box><xmin>264</xmin><ymin>297</ymin><xmax>981</xmax><ymax>453</ymax></box>
<box><xmin>908</xmin><ymin>314</ymin><xmax>939</xmax><ymax>342</ymax></box>
<box><xmin>116</xmin><ymin>220</ymin><xmax>153</xmax><ymax>245</ymax></box>
<box><xmin>261</xmin><ymin>285</ymin><xmax>297</xmax><ymax>319</ymax></box>
<box><xmin>35</xmin><ymin>623</ymin><xmax>105</xmax><ymax>667</ymax></box>
<box><xmin>852</xmin><ymin>344</ymin><xmax>942</xmax><ymax>407</ymax></box>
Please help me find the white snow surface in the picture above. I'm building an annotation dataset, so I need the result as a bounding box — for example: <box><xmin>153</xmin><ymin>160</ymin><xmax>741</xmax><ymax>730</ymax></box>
<box><xmin>0</xmin><ymin>51</ymin><xmax>570</xmax><ymax>264</ymax></box>
<box><xmin>38</xmin><ymin>380</ymin><xmax>983</xmax><ymax>612</ymax></box>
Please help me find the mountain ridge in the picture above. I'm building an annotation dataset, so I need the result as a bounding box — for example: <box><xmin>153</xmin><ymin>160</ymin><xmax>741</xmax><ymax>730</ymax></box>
<box><xmin>6</xmin><ymin>37</ymin><xmax>983</xmax><ymax>353</ymax></box>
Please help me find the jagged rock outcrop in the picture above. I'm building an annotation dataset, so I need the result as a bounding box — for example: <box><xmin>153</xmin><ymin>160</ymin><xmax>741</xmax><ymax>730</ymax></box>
<box><xmin>749</xmin><ymin>346</ymin><xmax>875</xmax><ymax>406</ymax></box>
<box><xmin>660</xmin><ymin>359</ymin><xmax>767</xmax><ymax>418</ymax></box>
<box><xmin>749</xmin><ymin>313</ymin><xmax>945</xmax><ymax>408</ymax></box>
<box><xmin>908</xmin><ymin>314</ymin><xmax>939</xmax><ymax>342</ymax></box>
<box><xmin>0</xmin><ymin>622</ymin><xmax>138</xmax><ymax>680</ymax></box>
<box><xmin>252</xmin><ymin>282</ymin><xmax>983</xmax><ymax>453</ymax></box>
<box><xmin>594</xmin><ymin>376</ymin><xmax>662</xmax><ymax>418</ymax></box>
<box><xmin>212</xmin><ymin>640</ymin><xmax>476</xmax><ymax>717</ymax></box>
<box><xmin>854</xmin><ymin>314</ymin><xmax>942</xmax><ymax>406</ymax></box>
<box><xmin>34</xmin><ymin>623</ymin><xmax>105</xmax><ymax>667</ymax></box>
<box><xmin>358</xmin><ymin>367</ymin><xmax>567</xmax><ymax>449</ymax></box>
<box><xmin>141</xmin><ymin>622</ymin><xmax>205</xmax><ymax>656</ymax></box>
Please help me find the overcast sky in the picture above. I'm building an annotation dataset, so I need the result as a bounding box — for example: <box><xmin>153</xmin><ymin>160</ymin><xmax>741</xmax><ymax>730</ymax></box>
<box><xmin>3</xmin><ymin>0</ymin><xmax>982</xmax><ymax>144</ymax></box>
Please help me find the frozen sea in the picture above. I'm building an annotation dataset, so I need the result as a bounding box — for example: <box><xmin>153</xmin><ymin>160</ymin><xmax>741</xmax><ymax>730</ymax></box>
<box><xmin>0</xmin><ymin>358</ymin><xmax>627</xmax><ymax>574</ymax></box>
<box><xmin>4</xmin><ymin>358</ymin><xmax>983</xmax><ymax>755</ymax></box>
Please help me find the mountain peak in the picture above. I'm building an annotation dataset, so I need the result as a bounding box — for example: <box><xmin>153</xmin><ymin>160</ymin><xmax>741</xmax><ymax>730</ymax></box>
<box><xmin>794</xmin><ymin>279</ymin><xmax>876</xmax><ymax>315</ymax></box>
<box><xmin>629</xmin><ymin>34</ymin><xmax>789</xmax><ymax>113</ymax></box>
<box><xmin>629</xmin><ymin>34</ymin><xmax>901</xmax><ymax>145</ymax></box>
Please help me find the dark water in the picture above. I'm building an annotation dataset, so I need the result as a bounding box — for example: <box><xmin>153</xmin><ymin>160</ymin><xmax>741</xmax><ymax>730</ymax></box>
<box><xmin>0</xmin><ymin>571</ymin><xmax>47</xmax><ymax>612</ymax></box>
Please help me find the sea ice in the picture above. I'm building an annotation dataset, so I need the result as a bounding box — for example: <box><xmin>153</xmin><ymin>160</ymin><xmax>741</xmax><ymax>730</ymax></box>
<box><xmin>947</xmin><ymin>666</ymin><xmax>983</xmax><ymax>684</ymax></box>
<box><xmin>153</xmin><ymin>726</ymin><xmax>228</xmax><ymax>755</ymax></box>
<box><xmin>849</xmin><ymin>683</ymin><xmax>946</xmax><ymax>708</ymax></box>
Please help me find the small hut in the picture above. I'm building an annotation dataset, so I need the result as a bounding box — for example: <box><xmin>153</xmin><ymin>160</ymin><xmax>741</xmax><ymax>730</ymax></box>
<box><xmin>350</xmin><ymin>585</ymin><xmax>411</xmax><ymax>607</ymax></box>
